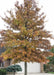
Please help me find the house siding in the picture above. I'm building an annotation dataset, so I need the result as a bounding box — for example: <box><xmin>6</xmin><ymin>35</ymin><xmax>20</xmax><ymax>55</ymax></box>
<box><xmin>4</xmin><ymin>59</ymin><xmax>11</xmax><ymax>67</ymax></box>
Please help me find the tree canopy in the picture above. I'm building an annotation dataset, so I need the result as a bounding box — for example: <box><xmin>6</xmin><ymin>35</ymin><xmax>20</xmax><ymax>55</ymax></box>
<box><xmin>0</xmin><ymin>0</ymin><xmax>53</xmax><ymax>63</ymax></box>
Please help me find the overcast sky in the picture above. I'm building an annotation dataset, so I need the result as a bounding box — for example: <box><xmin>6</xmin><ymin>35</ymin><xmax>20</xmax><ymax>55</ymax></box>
<box><xmin>0</xmin><ymin>0</ymin><xmax>54</xmax><ymax>45</ymax></box>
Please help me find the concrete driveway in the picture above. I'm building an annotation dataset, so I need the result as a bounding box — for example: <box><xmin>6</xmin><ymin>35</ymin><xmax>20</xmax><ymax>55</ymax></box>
<box><xmin>7</xmin><ymin>73</ymin><xmax>54</xmax><ymax>75</ymax></box>
<box><xmin>27</xmin><ymin>73</ymin><xmax>54</xmax><ymax>75</ymax></box>
<box><xmin>32</xmin><ymin>73</ymin><xmax>54</xmax><ymax>75</ymax></box>
<box><xmin>16</xmin><ymin>73</ymin><xmax>54</xmax><ymax>75</ymax></box>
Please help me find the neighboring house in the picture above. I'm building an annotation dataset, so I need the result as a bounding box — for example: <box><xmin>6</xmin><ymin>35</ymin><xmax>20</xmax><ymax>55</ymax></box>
<box><xmin>0</xmin><ymin>47</ymin><xmax>11</xmax><ymax>68</ymax></box>
<box><xmin>0</xmin><ymin>47</ymin><xmax>44</xmax><ymax>73</ymax></box>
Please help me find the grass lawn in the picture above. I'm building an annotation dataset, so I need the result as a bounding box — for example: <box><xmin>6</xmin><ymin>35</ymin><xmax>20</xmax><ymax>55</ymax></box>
<box><xmin>48</xmin><ymin>72</ymin><xmax>54</xmax><ymax>74</ymax></box>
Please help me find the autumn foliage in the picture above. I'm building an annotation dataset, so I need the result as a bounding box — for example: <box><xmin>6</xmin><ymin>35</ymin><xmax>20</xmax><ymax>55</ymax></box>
<box><xmin>0</xmin><ymin>0</ymin><xmax>53</xmax><ymax>63</ymax></box>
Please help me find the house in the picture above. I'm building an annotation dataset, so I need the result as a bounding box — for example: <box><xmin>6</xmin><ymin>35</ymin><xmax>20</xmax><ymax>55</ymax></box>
<box><xmin>0</xmin><ymin>47</ymin><xmax>44</xmax><ymax>73</ymax></box>
<box><xmin>0</xmin><ymin>47</ymin><xmax>11</xmax><ymax>68</ymax></box>
<box><xmin>17</xmin><ymin>62</ymin><xmax>44</xmax><ymax>73</ymax></box>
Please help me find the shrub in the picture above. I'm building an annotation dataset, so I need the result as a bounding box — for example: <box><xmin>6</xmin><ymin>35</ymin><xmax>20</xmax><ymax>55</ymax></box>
<box><xmin>44</xmin><ymin>64</ymin><xmax>54</xmax><ymax>72</ymax></box>
<box><xmin>0</xmin><ymin>68</ymin><xmax>7</xmax><ymax>75</ymax></box>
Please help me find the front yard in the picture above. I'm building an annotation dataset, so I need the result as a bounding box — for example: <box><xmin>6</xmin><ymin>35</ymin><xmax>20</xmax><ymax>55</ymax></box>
<box><xmin>48</xmin><ymin>72</ymin><xmax>54</xmax><ymax>74</ymax></box>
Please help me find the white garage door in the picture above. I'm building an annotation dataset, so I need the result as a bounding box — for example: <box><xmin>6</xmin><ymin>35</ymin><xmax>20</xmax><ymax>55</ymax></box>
<box><xmin>17</xmin><ymin>62</ymin><xmax>40</xmax><ymax>73</ymax></box>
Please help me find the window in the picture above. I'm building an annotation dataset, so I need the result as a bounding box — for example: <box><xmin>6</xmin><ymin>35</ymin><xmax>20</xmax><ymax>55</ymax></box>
<box><xmin>0</xmin><ymin>62</ymin><xmax>4</xmax><ymax>67</ymax></box>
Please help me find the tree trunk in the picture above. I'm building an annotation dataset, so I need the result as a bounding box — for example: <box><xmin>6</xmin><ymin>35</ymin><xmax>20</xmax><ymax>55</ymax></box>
<box><xmin>14</xmin><ymin>72</ymin><xmax>15</xmax><ymax>75</ymax></box>
<box><xmin>24</xmin><ymin>62</ymin><xmax>27</xmax><ymax>75</ymax></box>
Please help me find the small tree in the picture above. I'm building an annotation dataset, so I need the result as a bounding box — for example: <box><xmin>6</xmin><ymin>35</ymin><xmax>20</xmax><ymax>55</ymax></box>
<box><xmin>47</xmin><ymin>47</ymin><xmax>54</xmax><ymax>65</ymax></box>
<box><xmin>44</xmin><ymin>47</ymin><xmax>54</xmax><ymax>72</ymax></box>
<box><xmin>0</xmin><ymin>0</ymin><xmax>53</xmax><ymax>75</ymax></box>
